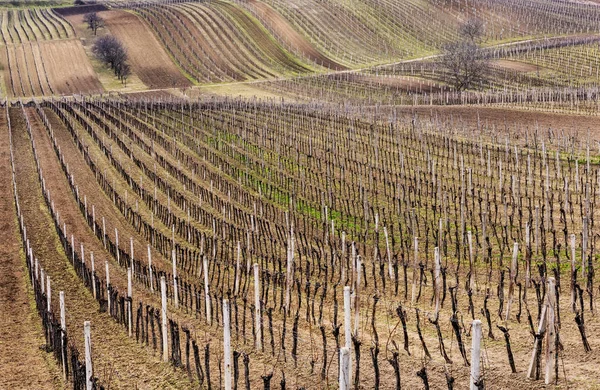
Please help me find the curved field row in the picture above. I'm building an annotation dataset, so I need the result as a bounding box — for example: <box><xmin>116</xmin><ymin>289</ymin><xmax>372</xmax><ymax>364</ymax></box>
<box><xmin>134</xmin><ymin>1</ymin><xmax>315</xmax><ymax>83</ymax></box>
<box><xmin>1</xmin><ymin>39</ymin><xmax>103</xmax><ymax>98</ymax></box>
<box><xmin>242</xmin><ymin>0</ymin><xmax>348</xmax><ymax>70</ymax></box>
<box><xmin>238</xmin><ymin>0</ymin><xmax>600</xmax><ymax>68</ymax></box>
<box><xmin>241</xmin><ymin>0</ymin><xmax>454</xmax><ymax>66</ymax></box>
<box><xmin>0</xmin><ymin>9</ymin><xmax>73</xmax><ymax>45</ymax></box>
<box><xmin>100</xmin><ymin>10</ymin><xmax>191</xmax><ymax>89</ymax></box>
<box><xmin>0</xmin><ymin>109</ymin><xmax>62</xmax><ymax>390</ymax></box>
<box><xmin>10</xmin><ymin>105</ymin><xmax>198</xmax><ymax>389</ymax></box>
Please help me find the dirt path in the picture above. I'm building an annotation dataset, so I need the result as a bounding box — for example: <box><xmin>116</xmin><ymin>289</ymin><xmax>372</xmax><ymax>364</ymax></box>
<box><xmin>11</xmin><ymin>107</ymin><xmax>194</xmax><ymax>389</ymax></box>
<box><xmin>0</xmin><ymin>109</ymin><xmax>63</xmax><ymax>390</ymax></box>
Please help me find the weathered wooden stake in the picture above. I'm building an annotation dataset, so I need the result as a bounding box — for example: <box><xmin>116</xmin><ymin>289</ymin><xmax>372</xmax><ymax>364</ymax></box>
<box><xmin>203</xmin><ymin>256</ymin><xmax>211</xmax><ymax>325</ymax></box>
<box><xmin>254</xmin><ymin>263</ymin><xmax>262</xmax><ymax>350</ymax></box>
<box><xmin>102</xmin><ymin>217</ymin><xmax>106</xmax><ymax>248</ymax></box>
<box><xmin>339</xmin><ymin>347</ymin><xmax>351</xmax><ymax>390</ymax></box>
<box><xmin>115</xmin><ymin>228</ymin><xmax>120</xmax><ymax>264</ymax></box>
<box><xmin>234</xmin><ymin>241</ymin><xmax>241</xmax><ymax>296</ymax></box>
<box><xmin>224</xmin><ymin>299</ymin><xmax>232</xmax><ymax>390</ymax></box>
<box><xmin>127</xmin><ymin>267</ymin><xmax>133</xmax><ymax>337</ymax></box>
<box><xmin>46</xmin><ymin>277</ymin><xmax>51</xmax><ymax>312</ymax></box>
<box><xmin>470</xmin><ymin>320</ymin><xmax>482</xmax><ymax>390</ymax></box>
<box><xmin>411</xmin><ymin>237</ymin><xmax>418</xmax><ymax>305</ymax></box>
<box><xmin>527</xmin><ymin>305</ymin><xmax>548</xmax><ymax>379</ymax></box>
<box><xmin>84</xmin><ymin>321</ymin><xmax>93</xmax><ymax>390</ymax></box>
<box><xmin>172</xmin><ymin>249</ymin><xmax>179</xmax><ymax>309</ymax></box>
<box><xmin>434</xmin><ymin>247</ymin><xmax>441</xmax><ymax>318</ymax></box>
<box><xmin>161</xmin><ymin>276</ymin><xmax>168</xmax><ymax>362</ymax></box>
<box><xmin>545</xmin><ymin>278</ymin><xmax>557</xmax><ymax>385</ymax></box>
<box><xmin>60</xmin><ymin>291</ymin><xmax>67</xmax><ymax>380</ymax></box>
<box><xmin>570</xmin><ymin>234</ymin><xmax>576</xmax><ymax>312</ymax></box>
<box><xmin>148</xmin><ymin>244</ymin><xmax>153</xmax><ymax>293</ymax></box>
<box><xmin>105</xmin><ymin>261</ymin><xmax>110</xmax><ymax>309</ymax></box>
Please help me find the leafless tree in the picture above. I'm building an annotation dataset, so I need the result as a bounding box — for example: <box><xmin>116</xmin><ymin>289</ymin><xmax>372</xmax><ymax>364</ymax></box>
<box><xmin>439</xmin><ymin>40</ymin><xmax>489</xmax><ymax>92</ymax></box>
<box><xmin>92</xmin><ymin>36</ymin><xmax>130</xmax><ymax>84</ymax></box>
<box><xmin>460</xmin><ymin>18</ymin><xmax>484</xmax><ymax>42</ymax></box>
<box><xmin>84</xmin><ymin>12</ymin><xmax>104</xmax><ymax>36</ymax></box>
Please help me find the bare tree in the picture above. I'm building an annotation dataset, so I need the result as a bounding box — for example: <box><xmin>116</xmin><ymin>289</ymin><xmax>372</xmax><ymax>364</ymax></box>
<box><xmin>84</xmin><ymin>12</ymin><xmax>104</xmax><ymax>36</ymax></box>
<box><xmin>439</xmin><ymin>40</ymin><xmax>489</xmax><ymax>92</ymax></box>
<box><xmin>459</xmin><ymin>18</ymin><xmax>484</xmax><ymax>42</ymax></box>
<box><xmin>92</xmin><ymin>35</ymin><xmax>130</xmax><ymax>84</ymax></box>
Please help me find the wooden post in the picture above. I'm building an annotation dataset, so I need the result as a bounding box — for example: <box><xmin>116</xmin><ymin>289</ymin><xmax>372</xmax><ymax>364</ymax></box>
<box><xmin>344</xmin><ymin>286</ymin><xmax>351</xmax><ymax>349</ymax></box>
<box><xmin>356</xmin><ymin>257</ymin><xmax>363</xmax><ymax>326</ymax></box>
<box><xmin>46</xmin><ymin>277</ymin><xmax>51</xmax><ymax>312</ymax></box>
<box><xmin>285</xmin><ymin>234</ymin><xmax>294</xmax><ymax>313</ymax></box>
<box><xmin>570</xmin><ymin>234</ymin><xmax>576</xmax><ymax>311</ymax></box>
<box><xmin>434</xmin><ymin>247</ymin><xmax>441</xmax><ymax>318</ymax></box>
<box><xmin>384</xmin><ymin>226</ymin><xmax>393</xmax><ymax>279</ymax></box>
<box><xmin>203</xmin><ymin>256</ymin><xmax>211</xmax><ymax>325</ymax></box>
<box><xmin>234</xmin><ymin>241</ymin><xmax>241</xmax><ymax>296</ymax></box>
<box><xmin>90</xmin><ymin>252</ymin><xmax>96</xmax><ymax>299</ymax></box>
<box><xmin>411</xmin><ymin>237</ymin><xmax>418</xmax><ymax>305</ymax></box>
<box><xmin>102</xmin><ymin>217</ymin><xmax>106</xmax><ymax>248</ymax></box>
<box><xmin>60</xmin><ymin>291</ymin><xmax>67</xmax><ymax>380</ymax></box>
<box><xmin>115</xmin><ymin>228</ymin><xmax>120</xmax><ymax>264</ymax></box>
<box><xmin>41</xmin><ymin>269</ymin><xmax>45</xmax><ymax>294</ymax></box>
<box><xmin>105</xmin><ymin>261</ymin><xmax>110</xmax><ymax>310</ymax></box>
<box><xmin>527</xmin><ymin>305</ymin><xmax>548</xmax><ymax>379</ymax></box>
<box><xmin>468</xmin><ymin>230</ymin><xmax>475</xmax><ymax>291</ymax></box>
<box><xmin>172</xmin><ymin>249</ymin><xmax>178</xmax><ymax>308</ymax></box>
<box><xmin>127</xmin><ymin>267</ymin><xmax>133</xmax><ymax>337</ymax></box>
<box><xmin>339</xmin><ymin>347</ymin><xmax>351</xmax><ymax>390</ymax></box>
<box><xmin>80</xmin><ymin>243</ymin><xmax>85</xmax><ymax>266</ymax></box>
<box><xmin>148</xmin><ymin>244</ymin><xmax>153</xmax><ymax>293</ymax></box>
<box><xmin>525</xmin><ymin>222</ymin><xmax>531</xmax><ymax>287</ymax></box>
<box><xmin>545</xmin><ymin>277</ymin><xmax>557</xmax><ymax>384</ymax></box>
<box><xmin>341</xmin><ymin>232</ymin><xmax>346</xmax><ymax>284</ymax></box>
<box><xmin>470</xmin><ymin>320</ymin><xmax>482</xmax><ymax>390</ymax></box>
<box><xmin>92</xmin><ymin>205</ymin><xmax>96</xmax><ymax>236</ymax></box>
<box><xmin>254</xmin><ymin>263</ymin><xmax>262</xmax><ymax>350</ymax></box>
<box><xmin>161</xmin><ymin>276</ymin><xmax>168</xmax><ymax>362</ymax></box>
<box><xmin>130</xmin><ymin>237</ymin><xmax>134</xmax><ymax>267</ymax></box>
<box><xmin>582</xmin><ymin>217</ymin><xmax>588</xmax><ymax>279</ymax></box>
<box><xmin>84</xmin><ymin>321</ymin><xmax>93</xmax><ymax>390</ymax></box>
<box><xmin>223</xmin><ymin>299</ymin><xmax>232</xmax><ymax>390</ymax></box>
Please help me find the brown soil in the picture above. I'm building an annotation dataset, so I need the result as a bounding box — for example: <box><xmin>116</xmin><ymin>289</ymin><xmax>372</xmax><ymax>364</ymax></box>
<box><xmin>357</xmin><ymin>74</ymin><xmax>447</xmax><ymax>93</ymax></box>
<box><xmin>0</xmin><ymin>109</ymin><xmax>63</xmax><ymax>390</ymax></box>
<box><xmin>493</xmin><ymin>59</ymin><xmax>542</xmax><ymax>73</ymax></box>
<box><xmin>391</xmin><ymin>105</ymin><xmax>600</xmax><ymax>139</ymax></box>
<box><xmin>101</xmin><ymin>10</ymin><xmax>191</xmax><ymax>89</ymax></box>
<box><xmin>247</xmin><ymin>0</ymin><xmax>348</xmax><ymax>71</ymax></box>
<box><xmin>0</xmin><ymin>40</ymin><xmax>102</xmax><ymax>97</ymax></box>
<box><xmin>37</xmin><ymin>39</ymin><xmax>103</xmax><ymax>95</ymax></box>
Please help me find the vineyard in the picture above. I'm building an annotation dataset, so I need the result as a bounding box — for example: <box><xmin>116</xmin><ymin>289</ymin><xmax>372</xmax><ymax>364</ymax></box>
<box><xmin>0</xmin><ymin>8</ymin><xmax>102</xmax><ymax>97</ymax></box>
<box><xmin>2</xmin><ymin>0</ymin><xmax>600</xmax><ymax>389</ymax></box>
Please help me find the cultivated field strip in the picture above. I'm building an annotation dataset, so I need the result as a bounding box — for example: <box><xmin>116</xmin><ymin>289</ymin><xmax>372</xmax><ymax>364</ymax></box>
<box><xmin>100</xmin><ymin>10</ymin><xmax>191</xmax><ymax>89</ymax></box>
<box><xmin>134</xmin><ymin>1</ymin><xmax>312</xmax><ymax>83</ymax></box>
<box><xmin>0</xmin><ymin>39</ymin><xmax>103</xmax><ymax>98</ymax></box>
<box><xmin>0</xmin><ymin>108</ymin><xmax>62</xmax><ymax>390</ymax></box>
<box><xmin>0</xmin><ymin>9</ymin><xmax>73</xmax><ymax>44</ymax></box>
<box><xmin>240</xmin><ymin>0</ymin><xmax>600</xmax><ymax>68</ymax></box>
<box><xmin>8</xmin><ymin>97</ymin><xmax>599</xmax><ymax>388</ymax></box>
